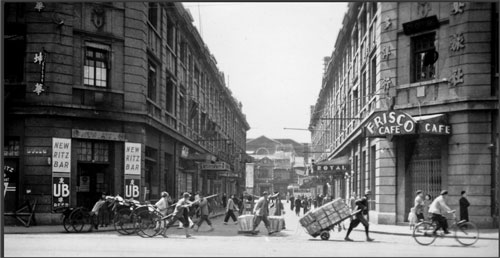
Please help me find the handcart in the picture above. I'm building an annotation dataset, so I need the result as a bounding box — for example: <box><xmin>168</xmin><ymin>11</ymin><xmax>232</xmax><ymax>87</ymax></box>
<box><xmin>299</xmin><ymin>198</ymin><xmax>360</xmax><ymax>240</ymax></box>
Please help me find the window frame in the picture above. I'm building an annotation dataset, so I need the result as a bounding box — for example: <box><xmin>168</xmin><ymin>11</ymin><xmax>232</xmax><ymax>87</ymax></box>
<box><xmin>84</xmin><ymin>43</ymin><xmax>110</xmax><ymax>88</ymax></box>
<box><xmin>411</xmin><ymin>32</ymin><xmax>437</xmax><ymax>83</ymax></box>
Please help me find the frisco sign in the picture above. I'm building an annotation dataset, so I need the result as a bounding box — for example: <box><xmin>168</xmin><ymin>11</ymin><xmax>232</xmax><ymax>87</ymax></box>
<box><xmin>365</xmin><ymin>110</ymin><xmax>415</xmax><ymax>137</ymax></box>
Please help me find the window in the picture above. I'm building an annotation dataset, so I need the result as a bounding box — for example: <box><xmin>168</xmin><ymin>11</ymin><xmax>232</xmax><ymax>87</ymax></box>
<box><xmin>370</xmin><ymin>57</ymin><xmax>377</xmax><ymax>96</ymax></box>
<box><xmin>361</xmin><ymin>71</ymin><xmax>367</xmax><ymax>107</ymax></box>
<box><xmin>4</xmin><ymin>23</ymin><xmax>25</xmax><ymax>84</ymax></box>
<box><xmin>84</xmin><ymin>44</ymin><xmax>109</xmax><ymax>87</ymax></box>
<box><xmin>4</xmin><ymin>138</ymin><xmax>20</xmax><ymax>157</ymax></box>
<box><xmin>353</xmin><ymin>89</ymin><xmax>358</xmax><ymax>115</ymax></box>
<box><xmin>148</xmin><ymin>62</ymin><xmax>157</xmax><ymax>101</ymax></box>
<box><xmin>411</xmin><ymin>33</ymin><xmax>437</xmax><ymax>82</ymax></box>
<box><xmin>148</xmin><ymin>2</ymin><xmax>158</xmax><ymax>29</ymax></box>
<box><xmin>77</xmin><ymin>141</ymin><xmax>109</xmax><ymax>162</ymax></box>
<box><xmin>166</xmin><ymin>79</ymin><xmax>176</xmax><ymax>114</ymax></box>
<box><xmin>166</xmin><ymin>18</ymin><xmax>176</xmax><ymax>51</ymax></box>
<box><xmin>179</xmin><ymin>91</ymin><xmax>186</xmax><ymax>123</ymax></box>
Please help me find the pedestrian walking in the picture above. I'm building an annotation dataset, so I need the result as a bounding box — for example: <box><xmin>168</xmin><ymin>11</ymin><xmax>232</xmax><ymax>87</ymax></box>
<box><xmin>194</xmin><ymin>193</ymin><xmax>214</xmax><ymax>232</ymax></box>
<box><xmin>224</xmin><ymin>194</ymin><xmax>239</xmax><ymax>224</ymax></box>
<box><xmin>344</xmin><ymin>190</ymin><xmax>374</xmax><ymax>242</ymax></box>
<box><xmin>222</xmin><ymin>193</ymin><xmax>227</xmax><ymax>209</ymax></box>
<box><xmin>154</xmin><ymin>191</ymin><xmax>172</xmax><ymax>231</ymax></box>
<box><xmin>459</xmin><ymin>190</ymin><xmax>470</xmax><ymax>222</ymax></box>
<box><xmin>294</xmin><ymin>196</ymin><xmax>302</xmax><ymax>216</ymax></box>
<box><xmin>349</xmin><ymin>192</ymin><xmax>357</xmax><ymax>211</ymax></box>
<box><xmin>165</xmin><ymin>192</ymin><xmax>194</xmax><ymax>238</ymax></box>
<box><xmin>251</xmin><ymin>191</ymin><xmax>278</xmax><ymax>235</ymax></box>
<box><xmin>413</xmin><ymin>190</ymin><xmax>425</xmax><ymax>222</ymax></box>
<box><xmin>302</xmin><ymin>198</ymin><xmax>309</xmax><ymax>214</ymax></box>
<box><xmin>290</xmin><ymin>195</ymin><xmax>295</xmax><ymax>211</ymax></box>
<box><xmin>423</xmin><ymin>194</ymin><xmax>432</xmax><ymax>221</ymax></box>
<box><xmin>428</xmin><ymin>190</ymin><xmax>455</xmax><ymax>235</ymax></box>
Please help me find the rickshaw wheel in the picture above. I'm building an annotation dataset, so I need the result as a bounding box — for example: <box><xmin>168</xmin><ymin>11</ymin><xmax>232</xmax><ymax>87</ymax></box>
<box><xmin>320</xmin><ymin>230</ymin><xmax>330</xmax><ymax>240</ymax></box>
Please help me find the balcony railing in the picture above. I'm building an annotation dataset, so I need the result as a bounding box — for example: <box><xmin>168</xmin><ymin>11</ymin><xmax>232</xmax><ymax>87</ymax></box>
<box><xmin>73</xmin><ymin>88</ymin><xmax>124</xmax><ymax>111</ymax></box>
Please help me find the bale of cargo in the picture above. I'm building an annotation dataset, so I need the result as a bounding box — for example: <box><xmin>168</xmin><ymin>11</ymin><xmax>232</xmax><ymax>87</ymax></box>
<box><xmin>238</xmin><ymin>214</ymin><xmax>254</xmax><ymax>232</ymax></box>
<box><xmin>268</xmin><ymin>216</ymin><xmax>285</xmax><ymax>232</ymax></box>
<box><xmin>305</xmin><ymin>221</ymin><xmax>322</xmax><ymax>235</ymax></box>
<box><xmin>299</xmin><ymin>211</ymin><xmax>316</xmax><ymax>227</ymax></box>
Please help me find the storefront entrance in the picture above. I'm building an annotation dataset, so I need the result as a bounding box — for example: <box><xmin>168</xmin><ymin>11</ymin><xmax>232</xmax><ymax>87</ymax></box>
<box><xmin>76</xmin><ymin>163</ymin><xmax>111</xmax><ymax>209</ymax></box>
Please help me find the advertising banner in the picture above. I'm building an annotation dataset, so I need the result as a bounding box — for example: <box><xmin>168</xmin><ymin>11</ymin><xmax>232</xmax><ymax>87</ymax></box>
<box><xmin>124</xmin><ymin>178</ymin><xmax>140</xmax><ymax>199</ymax></box>
<box><xmin>52</xmin><ymin>175</ymin><xmax>70</xmax><ymax>209</ymax></box>
<box><xmin>52</xmin><ymin>138</ymin><xmax>71</xmax><ymax>173</ymax></box>
<box><xmin>245</xmin><ymin>163</ymin><xmax>254</xmax><ymax>188</ymax></box>
<box><xmin>124</xmin><ymin>142</ymin><xmax>141</xmax><ymax>175</ymax></box>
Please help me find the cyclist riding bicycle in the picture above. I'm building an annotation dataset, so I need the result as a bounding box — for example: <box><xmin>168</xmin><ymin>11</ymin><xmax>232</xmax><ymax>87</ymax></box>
<box><xmin>428</xmin><ymin>190</ymin><xmax>455</xmax><ymax>235</ymax></box>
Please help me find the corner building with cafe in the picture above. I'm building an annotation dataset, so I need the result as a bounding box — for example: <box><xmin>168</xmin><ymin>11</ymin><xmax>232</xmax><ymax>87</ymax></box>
<box><xmin>309</xmin><ymin>2</ymin><xmax>498</xmax><ymax>228</ymax></box>
<box><xmin>3</xmin><ymin>2</ymin><xmax>250</xmax><ymax>224</ymax></box>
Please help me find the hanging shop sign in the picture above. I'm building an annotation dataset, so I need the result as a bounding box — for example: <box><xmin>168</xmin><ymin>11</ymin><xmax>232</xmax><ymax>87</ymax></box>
<box><xmin>314</xmin><ymin>164</ymin><xmax>350</xmax><ymax>173</ymax></box>
<box><xmin>124</xmin><ymin>142</ymin><xmax>141</xmax><ymax>175</ymax></box>
<box><xmin>33</xmin><ymin>49</ymin><xmax>47</xmax><ymax>95</ymax></box>
<box><xmin>365</xmin><ymin>110</ymin><xmax>416</xmax><ymax>137</ymax></box>
<box><xmin>52</xmin><ymin>138</ymin><xmax>71</xmax><ymax>173</ymax></box>
<box><xmin>181</xmin><ymin>145</ymin><xmax>190</xmax><ymax>158</ymax></box>
<box><xmin>52</xmin><ymin>176</ymin><xmax>70</xmax><ymax>209</ymax></box>
<box><xmin>201</xmin><ymin>161</ymin><xmax>230</xmax><ymax>171</ymax></box>
<box><xmin>124</xmin><ymin>178</ymin><xmax>140</xmax><ymax>199</ymax></box>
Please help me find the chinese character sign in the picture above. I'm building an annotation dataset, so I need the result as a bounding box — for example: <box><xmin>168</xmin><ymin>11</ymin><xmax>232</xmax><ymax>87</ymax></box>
<box><xmin>52</xmin><ymin>176</ymin><xmax>70</xmax><ymax>209</ymax></box>
<box><xmin>52</xmin><ymin>138</ymin><xmax>71</xmax><ymax>173</ymax></box>
<box><xmin>124</xmin><ymin>142</ymin><xmax>141</xmax><ymax>175</ymax></box>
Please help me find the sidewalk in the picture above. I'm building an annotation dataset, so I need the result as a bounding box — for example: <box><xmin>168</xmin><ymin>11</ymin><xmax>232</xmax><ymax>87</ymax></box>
<box><xmin>3</xmin><ymin>211</ymin><xmax>226</xmax><ymax>235</ymax></box>
<box><xmin>353</xmin><ymin>223</ymin><xmax>499</xmax><ymax>240</ymax></box>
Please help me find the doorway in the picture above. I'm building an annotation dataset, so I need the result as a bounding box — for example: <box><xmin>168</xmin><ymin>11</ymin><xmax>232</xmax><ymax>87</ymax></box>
<box><xmin>76</xmin><ymin>163</ymin><xmax>111</xmax><ymax>209</ymax></box>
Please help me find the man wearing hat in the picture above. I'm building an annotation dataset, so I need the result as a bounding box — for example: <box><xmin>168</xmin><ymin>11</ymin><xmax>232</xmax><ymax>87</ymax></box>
<box><xmin>344</xmin><ymin>190</ymin><xmax>374</xmax><ymax>242</ymax></box>
<box><xmin>413</xmin><ymin>190</ymin><xmax>425</xmax><ymax>222</ymax></box>
<box><xmin>251</xmin><ymin>191</ymin><xmax>279</xmax><ymax>235</ymax></box>
<box><xmin>428</xmin><ymin>190</ymin><xmax>455</xmax><ymax>235</ymax></box>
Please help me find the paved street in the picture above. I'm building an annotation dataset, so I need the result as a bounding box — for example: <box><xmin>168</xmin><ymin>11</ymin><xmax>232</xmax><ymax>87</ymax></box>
<box><xmin>4</xmin><ymin>204</ymin><xmax>499</xmax><ymax>257</ymax></box>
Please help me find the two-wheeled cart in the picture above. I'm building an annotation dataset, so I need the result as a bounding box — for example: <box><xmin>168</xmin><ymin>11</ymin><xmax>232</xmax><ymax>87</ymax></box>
<box><xmin>300</xmin><ymin>198</ymin><xmax>359</xmax><ymax>240</ymax></box>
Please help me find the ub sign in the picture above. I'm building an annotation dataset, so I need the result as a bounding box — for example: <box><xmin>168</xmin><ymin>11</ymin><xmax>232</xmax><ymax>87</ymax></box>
<box><xmin>52</xmin><ymin>138</ymin><xmax>71</xmax><ymax>173</ymax></box>
<box><xmin>124</xmin><ymin>179</ymin><xmax>140</xmax><ymax>199</ymax></box>
<box><xmin>53</xmin><ymin>176</ymin><xmax>70</xmax><ymax>208</ymax></box>
<box><xmin>124</xmin><ymin>142</ymin><xmax>141</xmax><ymax>175</ymax></box>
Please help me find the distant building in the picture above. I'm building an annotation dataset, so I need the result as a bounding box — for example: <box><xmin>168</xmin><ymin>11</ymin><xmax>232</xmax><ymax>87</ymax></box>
<box><xmin>246</xmin><ymin>136</ymin><xmax>310</xmax><ymax>195</ymax></box>
<box><xmin>309</xmin><ymin>2</ymin><xmax>498</xmax><ymax>227</ymax></box>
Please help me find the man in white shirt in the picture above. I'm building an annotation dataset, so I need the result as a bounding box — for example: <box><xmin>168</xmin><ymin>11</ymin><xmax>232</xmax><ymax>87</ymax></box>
<box><xmin>428</xmin><ymin>190</ymin><xmax>455</xmax><ymax>235</ymax></box>
<box><xmin>414</xmin><ymin>190</ymin><xmax>425</xmax><ymax>222</ymax></box>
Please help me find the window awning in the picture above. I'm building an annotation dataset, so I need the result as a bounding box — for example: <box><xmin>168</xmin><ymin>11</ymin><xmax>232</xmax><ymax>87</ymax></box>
<box><xmin>413</xmin><ymin>113</ymin><xmax>451</xmax><ymax>135</ymax></box>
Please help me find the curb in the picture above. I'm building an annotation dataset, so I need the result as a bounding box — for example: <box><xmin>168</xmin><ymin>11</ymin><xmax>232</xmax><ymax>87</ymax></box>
<box><xmin>4</xmin><ymin>212</ymin><xmax>227</xmax><ymax>235</ymax></box>
<box><xmin>354</xmin><ymin>228</ymin><xmax>499</xmax><ymax>240</ymax></box>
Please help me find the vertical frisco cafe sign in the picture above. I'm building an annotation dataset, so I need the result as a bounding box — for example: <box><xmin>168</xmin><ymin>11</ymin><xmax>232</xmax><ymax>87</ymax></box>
<box><xmin>52</xmin><ymin>138</ymin><xmax>71</xmax><ymax>210</ymax></box>
<box><xmin>124</xmin><ymin>142</ymin><xmax>141</xmax><ymax>199</ymax></box>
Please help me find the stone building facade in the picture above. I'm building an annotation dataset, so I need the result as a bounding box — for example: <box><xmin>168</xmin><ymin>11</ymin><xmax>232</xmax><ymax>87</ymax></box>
<box><xmin>3</xmin><ymin>2</ymin><xmax>249</xmax><ymax>224</ymax></box>
<box><xmin>309</xmin><ymin>2</ymin><xmax>498</xmax><ymax>227</ymax></box>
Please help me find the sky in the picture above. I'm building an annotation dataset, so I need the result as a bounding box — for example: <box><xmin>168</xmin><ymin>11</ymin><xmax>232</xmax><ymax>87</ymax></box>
<box><xmin>184</xmin><ymin>2</ymin><xmax>348</xmax><ymax>143</ymax></box>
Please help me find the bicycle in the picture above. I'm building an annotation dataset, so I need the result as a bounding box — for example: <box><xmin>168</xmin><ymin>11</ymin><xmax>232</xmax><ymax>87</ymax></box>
<box><xmin>54</xmin><ymin>206</ymin><xmax>76</xmax><ymax>233</ymax></box>
<box><xmin>137</xmin><ymin>205</ymin><xmax>175</xmax><ymax>238</ymax></box>
<box><xmin>412</xmin><ymin>210</ymin><xmax>479</xmax><ymax>246</ymax></box>
<box><xmin>111</xmin><ymin>197</ymin><xmax>146</xmax><ymax>235</ymax></box>
<box><xmin>69</xmin><ymin>207</ymin><xmax>99</xmax><ymax>232</ymax></box>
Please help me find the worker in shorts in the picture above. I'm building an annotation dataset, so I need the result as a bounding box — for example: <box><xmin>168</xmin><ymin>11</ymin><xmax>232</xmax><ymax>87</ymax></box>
<box><xmin>165</xmin><ymin>192</ymin><xmax>194</xmax><ymax>238</ymax></box>
<box><xmin>344</xmin><ymin>190</ymin><xmax>374</xmax><ymax>242</ymax></box>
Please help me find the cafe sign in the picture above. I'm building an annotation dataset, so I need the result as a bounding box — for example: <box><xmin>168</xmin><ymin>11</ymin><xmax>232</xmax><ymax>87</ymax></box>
<box><xmin>365</xmin><ymin>110</ymin><xmax>416</xmax><ymax>137</ymax></box>
<box><xmin>419</xmin><ymin>121</ymin><xmax>451</xmax><ymax>135</ymax></box>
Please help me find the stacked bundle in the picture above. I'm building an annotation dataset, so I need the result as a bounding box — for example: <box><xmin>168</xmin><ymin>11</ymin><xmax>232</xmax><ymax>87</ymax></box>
<box><xmin>268</xmin><ymin>216</ymin><xmax>285</xmax><ymax>232</ymax></box>
<box><xmin>299</xmin><ymin>198</ymin><xmax>351</xmax><ymax>236</ymax></box>
<box><xmin>238</xmin><ymin>214</ymin><xmax>254</xmax><ymax>232</ymax></box>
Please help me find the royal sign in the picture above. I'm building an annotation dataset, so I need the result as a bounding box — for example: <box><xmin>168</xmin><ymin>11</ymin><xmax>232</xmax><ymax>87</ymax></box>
<box><xmin>314</xmin><ymin>165</ymin><xmax>349</xmax><ymax>172</ymax></box>
<box><xmin>365</xmin><ymin>110</ymin><xmax>416</xmax><ymax>137</ymax></box>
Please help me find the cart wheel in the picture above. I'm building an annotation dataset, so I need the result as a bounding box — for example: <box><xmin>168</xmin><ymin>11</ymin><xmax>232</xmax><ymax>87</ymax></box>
<box><xmin>320</xmin><ymin>231</ymin><xmax>330</xmax><ymax>240</ymax></box>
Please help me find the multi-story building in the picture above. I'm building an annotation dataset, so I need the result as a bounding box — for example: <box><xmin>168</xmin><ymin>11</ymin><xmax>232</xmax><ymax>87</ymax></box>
<box><xmin>246</xmin><ymin>136</ymin><xmax>309</xmax><ymax>195</ymax></box>
<box><xmin>3</xmin><ymin>2</ymin><xmax>249</xmax><ymax>224</ymax></box>
<box><xmin>309</xmin><ymin>2</ymin><xmax>498</xmax><ymax>227</ymax></box>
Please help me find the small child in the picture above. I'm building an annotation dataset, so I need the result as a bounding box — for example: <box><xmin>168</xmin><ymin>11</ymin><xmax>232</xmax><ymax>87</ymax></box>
<box><xmin>408</xmin><ymin>207</ymin><xmax>418</xmax><ymax>230</ymax></box>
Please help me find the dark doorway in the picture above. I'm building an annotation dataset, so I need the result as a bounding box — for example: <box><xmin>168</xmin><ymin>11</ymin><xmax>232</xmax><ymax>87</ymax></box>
<box><xmin>76</xmin><ymin>163</ymin><xmax>110</xmax><ymax>209</ymax></box>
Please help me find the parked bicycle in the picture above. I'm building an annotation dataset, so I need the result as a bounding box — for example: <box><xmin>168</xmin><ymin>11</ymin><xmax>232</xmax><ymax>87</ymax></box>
<box><xmin>54</xmin><ymin>206</ymin><xmax>76</xmax><ymax>233</ymax></box>
<box><xmin>111</xmin><ymin>196</ymin><xmax>147</xmax><ymax>235</ymax></box>
<box><xmin>412</xmin><ymin>210</ymin><xmax>479</xmax><ymax>246</ymax></box>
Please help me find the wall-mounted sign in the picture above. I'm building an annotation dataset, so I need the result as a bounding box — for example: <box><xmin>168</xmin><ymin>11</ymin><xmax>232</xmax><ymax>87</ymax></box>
<box><xmin>365</xmin><ymin>111</ymin><xmax>416</xmax><ymax>137</ymax></box>
<box><xmin>52</xmin><ymin>138</ymin><xmax>71</xmax><ymax>173</ymax></box>
<box><xmin>124</xmin><ymin>179</ymin><xmax>140</xmax><ymax>199</ymax></box>
<box><xmin>124</xmin><ymin>142</ymin><xmax>141</xmax><ymax>175</ymax></box>
<box><xmin>402</xmin><ymin>15</ymin><xmax>440</xmax><ymax>35</ymax></box>
<box><xmin>419</xmin><ymin>122</ymin><xmax>451</xmax><ymax>135</ymax></box>
<box><xmin>201</xmin><ymin>161</ymin><xmax>230</xmax><ymax>171</ymax></box>
<box><xmin>53</xmin><ymin>176</ymin><xmax>70</xmax><ymax>209</ymax></box>
<box><xmin>79</xmin><ymin>176</ymin><xmax>90</xmax><ymax>192</ymax></box>
<box><xmin>33</xmin><ymin>49</ymin><xmax>47</xmax><ymax>95</ymax></box>
<box><xmin>72</xmin><ymin>129</ymin><xmax>126</xmax><ymax>141</ymax></box>
<box><xmin>181</xmin><ymin>145</ymin><xmax>189</xmax><ymax>158</ymax></box>
<box><xmin>26</xmin><ymin>147</ymin><xmax>49</xmax><ymax>156</ymax></box>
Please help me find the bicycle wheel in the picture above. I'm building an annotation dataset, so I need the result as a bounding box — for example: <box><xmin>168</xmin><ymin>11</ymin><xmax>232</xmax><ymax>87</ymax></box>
<box><xmin>70</xmin><ymin>208</ymin><xmax>86</xmax><ymax>232</ymax></box>
<box><xmin>63</xmin><ymin>216</ymin><xmax>74</xmax><ymax>233</ymax></box>
<box><xmin>113</xmin><ymin>208</ymin><xmax>135</xmax><ymax>235</ymax></box>
<box><xmin>455</xmin><ymin>222</ymin><xmax>479</xmax><ymax>246</ymax></box>
<box><xmin>413</xmin><ymin>221</ymin><xmax>437</xmax><ymax>246</ymax></box>
<box><xmin>137</xmin><ymin>210</ymin><xmax>162</xmax><ymax>238</ymax></box>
